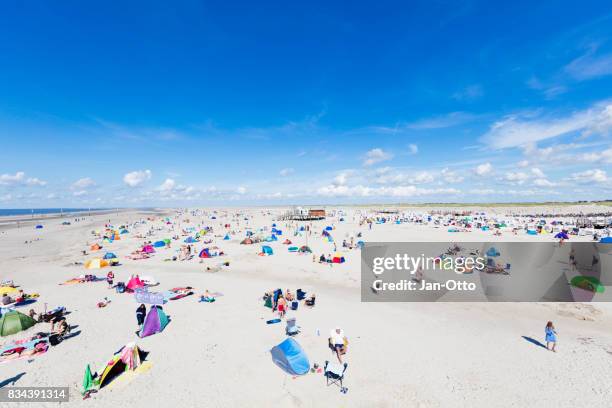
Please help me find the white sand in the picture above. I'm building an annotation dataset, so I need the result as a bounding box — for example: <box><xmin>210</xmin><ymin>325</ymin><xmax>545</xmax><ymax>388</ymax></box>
<box><xmin>1</xmin><ymin>208</ymin><xmax>612</xmax><ymax>408</ymax></box>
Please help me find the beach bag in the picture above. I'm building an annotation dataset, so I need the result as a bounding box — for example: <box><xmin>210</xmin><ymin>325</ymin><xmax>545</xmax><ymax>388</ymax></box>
<box><xmin>297</xmin><ymin>289</ymin><xmax>306</xmax><ymax>300</ymax></box>
<box><xmin>264</xmin><ymin>297</ymin><xmax>273</xmax><ymax>308</ymax></box>
<box><xmin>49</xmin><ymin>334</ymin><xmax>62</xmax><ymax>346</ymax></box>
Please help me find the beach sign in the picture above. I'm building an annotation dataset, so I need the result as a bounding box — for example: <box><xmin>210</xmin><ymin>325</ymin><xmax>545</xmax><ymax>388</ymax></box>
<box><xmin>134</xmin><ymin>287</ymin><xmax>165</xmax><ymax>305</ymax></box>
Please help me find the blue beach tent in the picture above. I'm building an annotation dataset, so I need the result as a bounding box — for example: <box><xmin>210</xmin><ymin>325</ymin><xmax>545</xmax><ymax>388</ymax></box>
<box><xmin>270</xmin><ymin>338</ymin><xmax>310</xmax><ymax>375</ymax></box>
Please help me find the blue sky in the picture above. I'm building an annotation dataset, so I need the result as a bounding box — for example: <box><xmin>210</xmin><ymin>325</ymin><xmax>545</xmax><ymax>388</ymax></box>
<box><xmin>1</xmin><ymin>0</ymin><xmax>612</xmax><ymax>207</ymax></box>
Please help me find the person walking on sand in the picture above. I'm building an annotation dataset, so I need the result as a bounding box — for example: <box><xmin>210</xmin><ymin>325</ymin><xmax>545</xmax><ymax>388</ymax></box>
<box><xmin>545</xmin><ymin>321</ymin><xmax>557</xmax><ymax>352</ymax></box>
<box><xmin>136</xmin><ymin>304</ymin><xmax>147</xmax><ymax>328</ymax></box>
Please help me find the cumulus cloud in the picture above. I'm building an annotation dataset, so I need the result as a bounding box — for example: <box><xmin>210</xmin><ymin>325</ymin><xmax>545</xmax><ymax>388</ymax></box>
<box><xmin>123</xmin><ymin>170</ymin><xmax>152</xmax><ymax>187</ymax></box>
<box><xmin>577</xmin><ymin>148</ymin><xmax>612</xmax><ymax>164</ymax></box>
<box><xmin>158</xmin><ymin>178</ymin><xmax>176</xmax><ymax>191</ymax></box>
<box><xmin>333</xmin><ymin>171</ymin><xmax>354</xmax><ymax>186</ymax></box>
<box><xmin>533</xmin><ymin>178</ymin><xmax>555</xmax><ymax>187</ymax></box>
<box><xmin>363</xmin><ymin>148</ymin><xmax>393</xmax><ymax>166</ymax></box>
<box><xmin>279</xmin><ymin>168</ymin><xmax>294</xmax><ymax>177</ymax></box>
<box><xmin>0</xmin><ymin>172</ymin><xmax>25</xmax><ymax>185</ymax></box>
<box><xmin>531</xmin><ymin>168</ymin><xmax>546</xmax><ymax>178</ymax></box>
<box><xmin>481</xmin><ymin>101</ymin><xmax>612</xmax><ymax>149</ymax></box>
<box><xmin>474</xmin><ymin>162</ymin><xmax>493</xmax><ymax>176</ymax></box>
<box><xmin>0</xmin><ymin>172</ymin><xmax>46</xmax><ymax>186</ymax></box>
<box><xmin>73</xmin><ymin>190</ymin><xmax>88</xmax><ymax>196</ymax></box>
<box><xmin>236</xmin><ymin>186</ymin><xmax>247</xmax><ymax>194</ymax></box>
<box><xmin>502</xmin><ymin>171</ymin><xmax>529</xmax><ymax>184</ymax></box>
<box><xmin>567</xmin><ymin>169</ymin><xmax>607</xmax><ymax>183</ymax></box>
<box><xmin>72</xmin><ymin>177</ymin><xmax>96</xmax><ymax>189</ymax></box>
<box><xmin>440</xmin><ymin>168</ymin><xmax>464</xmax><ymax>183</ymax></box>
<box><xmin>26</xmin><ymin>177</ymin><xmax>47</xmax><ymax>186</ymax></box>
<box><xmin>517</xmin><ymin>160</ymin><xmax>529</xmax><ymax>168</ymax></box>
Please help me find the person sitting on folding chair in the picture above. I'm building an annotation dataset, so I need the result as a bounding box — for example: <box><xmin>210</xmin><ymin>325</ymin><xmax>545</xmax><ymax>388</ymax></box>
<box><xmin>329</xmin><ymin>327</ymin><xmax>348</xmax><ymax>363</ymax></box>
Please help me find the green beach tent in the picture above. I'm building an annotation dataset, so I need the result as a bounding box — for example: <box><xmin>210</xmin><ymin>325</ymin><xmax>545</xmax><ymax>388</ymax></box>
<box><xmin>82</xmin><ymin>364</ymin><xmax>95</xmax><ymax>395</ymax></box>
<box><xmin>0</xmin><ymin>310</ymin><xmax>37</xmax><ymax>336</ymax></box>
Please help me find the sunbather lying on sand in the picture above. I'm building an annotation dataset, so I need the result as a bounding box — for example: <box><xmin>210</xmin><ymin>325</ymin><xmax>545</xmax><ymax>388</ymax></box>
<box><xmin>200</xmin><ymin>290</ymin><xmax>215</xmax><ymax>302</ymax></box>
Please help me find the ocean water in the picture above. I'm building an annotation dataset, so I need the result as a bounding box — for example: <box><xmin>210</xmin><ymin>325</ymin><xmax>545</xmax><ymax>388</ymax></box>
<box><xmin>0</xmin><ymin>208</ymin><xmax>104</xmax><ymax>217</ymax></box>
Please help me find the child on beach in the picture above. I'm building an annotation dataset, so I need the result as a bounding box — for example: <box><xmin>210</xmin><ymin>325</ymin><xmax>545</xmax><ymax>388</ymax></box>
<box><xmin>277</xmin><ymin>295</ymin><xmax>287</xmax><ymax>318</ymax></box>
<box><xmin>136</xmin><ymin>304</ymin><xmax>147</xmax><ymax>327</ymax></box>
<box><xmin>545</xmin><ymin>321</ymin><xmax>557</xmax><ymax>352</ymax></box>
<box><xmin>106</xmin><ymin>271</ymin><xmax>114</xmax><ymax>288</ymax></box>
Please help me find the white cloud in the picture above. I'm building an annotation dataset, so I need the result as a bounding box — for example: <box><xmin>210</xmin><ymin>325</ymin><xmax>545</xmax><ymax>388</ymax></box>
<box><xmin>316</xmin><ymin>184</ymin><xmax>459</xmax><ymax>198</ymax></box>
<box><xmin>481</xmin><ymin>101</ymin><xmax>612</xmax><ymax>149</ymax></box>
<box><xmin>0</xmin><ymin>172</ymin><xmax>46</xmax><ymax>186</ymax></box>
<box><xmin>533</xmin><ymin>178</ymin><xmax>555</xmax><ymax>187</ymax></box>
<box><xmin>517</xmin><ymin>160</ymin><xmax>529</xmax><ymax>168</ymax></box>
<box><xmin>374</xmin><ymin>170</ymin><xmax>435</xmax><ymax>185</ymax></box>
<box><xmin>531</xmin><ymin>168</ymin><xmax>546</xmax><ymax>178</ymax></box>
<box><xmin>474</xmin><ymin>162</ymin><xmax>493</xmax><ymax>176</ymax></box>
<box><xmin>363</xmin><ymin>148</ymin><xmax>393</xmax><ymax>166</ymax></box>
<box><xmin>73</xmin><ymin>190</ymin><xmax>88</xmax><ymax>196</ymax></box>
<box><xmin>72</xmin><ymin>177</ymin><xmax>95</xmax><ymax>189</ymax></box>
<box><xmin>408</xmin><ymin>144</ymin><xmax>418</xmax><ymax>154</ymax></box>
<box><xmin>158</xmin><ymin>178</ymin><xmax>176</xmax><ymax>191</ymax></box>
<box><xmin>526</xmin><ymin>77</ymin><xmax>567</xmax><ymax>99</ymax></box>
<box><xmin>564</xmin><ymin>48</ymin><xmax>612</xmax><ymax>81</ymax></box>
<box><xmin>502</xmin><ymin>171</ymin><xmax>530</xmax><ymax>184</ymax></box>
<box><xmin>567</xmin><ymin>169</ymin><xmax>607</xmax><ymax>183</ymax></box>
<box><xmin>279</xmin><ymin>168</ymin><xmax>294</xmax><ymax>177</ymax></box>
<box><xmin>577</xmin><ymin>148</ymin><xmax>612</xmax><ymax>164</ymax></box>
<box><xmin>123</xmin><ymin>170</ymin><xmax>152</xmax><ymax>187</ymax></box>
<box><xmin>333</xmin><ymin>171</ymin><xmax>355</xmax><ymax>186</ymax></box>
<box><xmin>441</xmin><ymin>168</ymin><xmax>464</xmax><ymax>183</ymax></box>
<box><xmin>26</xmin><ymin>177</ymin><xmax>47</xmax><ymax>186</ymax></box>
<box><xmin>236</xmin><ymin>186</ymin><xmax>247</xmax><ymax>194</ymax></box>
<box><xmin>0</xmin><ymin>172</ymin><xmax>25</xmax><ymax>185</ymax></box>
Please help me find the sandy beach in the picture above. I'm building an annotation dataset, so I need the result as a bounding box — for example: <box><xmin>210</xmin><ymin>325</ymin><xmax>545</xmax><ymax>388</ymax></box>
<box><xmin>1</xmin><ymin>207</ymin><xmax>612</xmax><ymax>408</ymax></box>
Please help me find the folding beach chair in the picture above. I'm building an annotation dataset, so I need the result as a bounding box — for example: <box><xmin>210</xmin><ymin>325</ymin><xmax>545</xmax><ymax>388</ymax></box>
<box><xmin>324</xmin><ymin>361</ymin><xmax>348</xmax><ymax>390</ymax></box>
<box><xmin>285</xmin><ymin>317</ymin><xmax>300</xmax><ymax>336</ymax></box>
